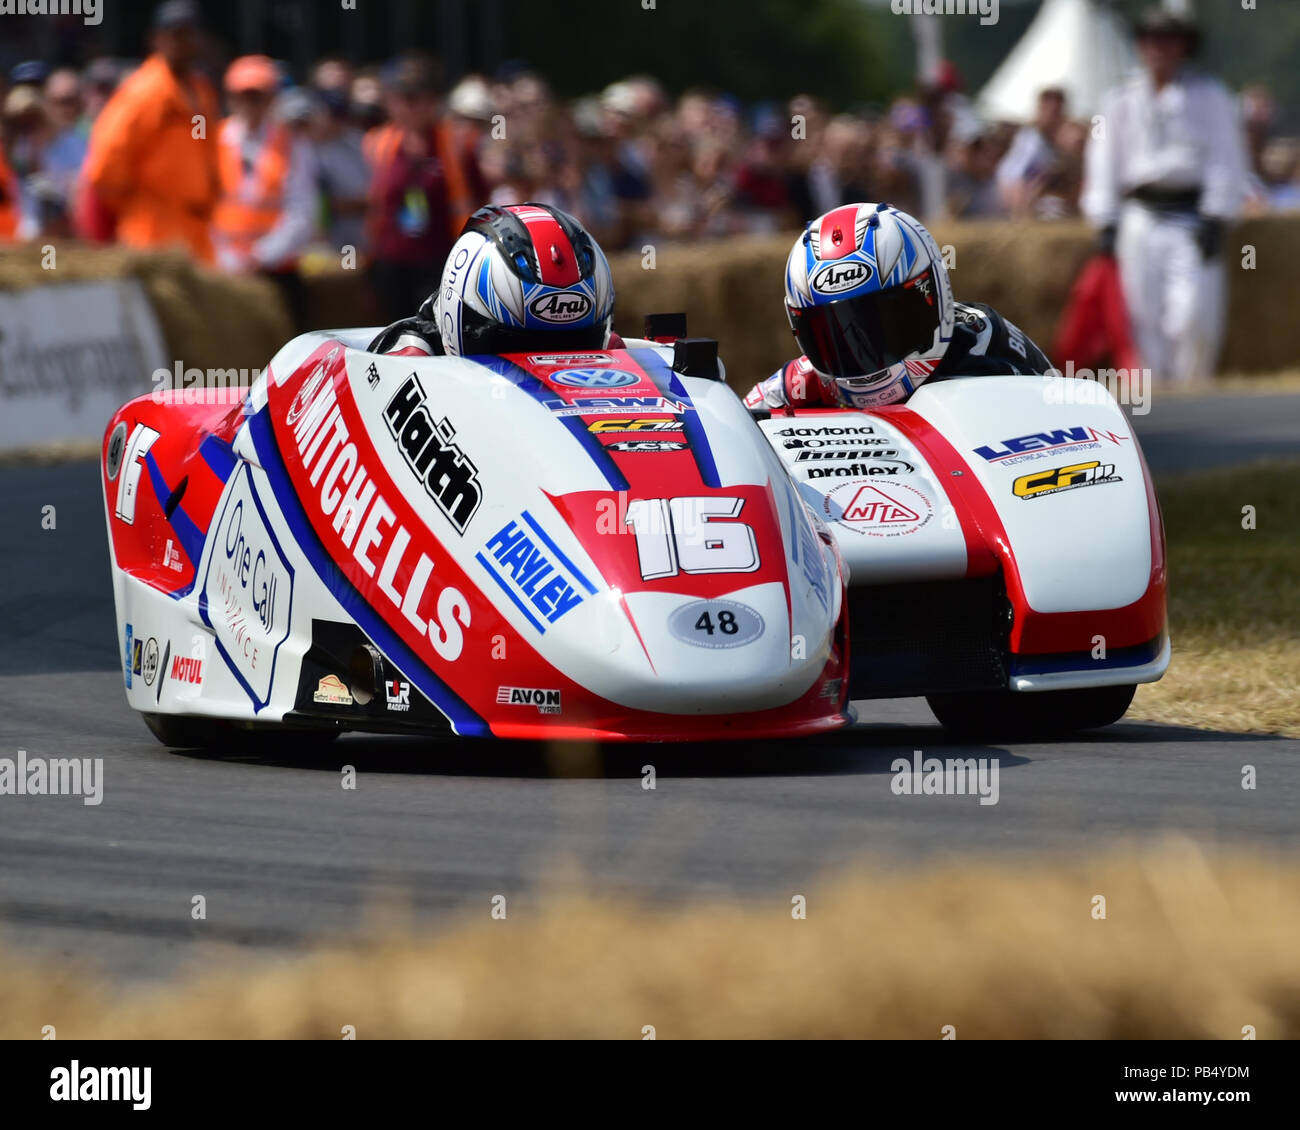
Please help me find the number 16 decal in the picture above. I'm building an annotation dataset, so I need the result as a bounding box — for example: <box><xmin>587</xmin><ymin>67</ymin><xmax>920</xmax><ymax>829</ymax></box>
<box><xmin>625</xmin><ymin>496</ymin><xmax>759</xmax><ymax>580</ymax></box>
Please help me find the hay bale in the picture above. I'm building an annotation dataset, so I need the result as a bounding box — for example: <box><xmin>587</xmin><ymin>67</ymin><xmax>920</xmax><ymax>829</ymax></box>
<box><xmin>611</xmin><ymin>216</ymin><xmax>1300</xmax><ymax>389</ymax></box>
<box><xmin>0</xmin><ymin>242</ymin><xmax>291</xmax><ymax>373</ymax></box>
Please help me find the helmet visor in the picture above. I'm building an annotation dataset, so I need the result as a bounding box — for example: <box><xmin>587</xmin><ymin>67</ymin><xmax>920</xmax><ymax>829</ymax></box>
<box><xmin>461</xmin><ymin>306</ymin><xmax>608</xmax><ymax>355</ymax></box>
<box><xmin>789</xmin><ymin>268</ymin><xmax>941</xmax><ymax>380</ymax></box>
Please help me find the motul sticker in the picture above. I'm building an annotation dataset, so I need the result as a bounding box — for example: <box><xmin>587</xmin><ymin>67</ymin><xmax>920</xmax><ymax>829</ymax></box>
<box><xmin>822</xmin><ymin>480</ymin><xmax>934</xmax><ymax>537</ymax></box>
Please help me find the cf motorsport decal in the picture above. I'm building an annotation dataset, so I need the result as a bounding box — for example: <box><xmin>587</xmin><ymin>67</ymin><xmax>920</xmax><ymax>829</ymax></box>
<box><xmin>668</xmin><ymin>599</ymin><xmax>764</xmax><ymax>650</ymax></box>
<box><xmin>528</xmin><ymin>290</ymin><xmax>593</xmax><ymax>324</ymax></box>
<box><xmin>1013</xmin><ymin>461</ymin><xmax>1122</xmax><ymax>499</ymax></box>
<box><xmin>548</xmin><ymin>368</ymin><xmax>640</xmax><ymax>389</ymax></box>
<box><xmin>823</xmin><ymin>480</ymin><xmax>934</xmax><ymax>537</ymax></box>
<box><xmin>384</xmin><ymin>375</ymin><xmax>482</xmax><ymax>534</ymax></box>
<box><xmin>588</xmin><ymin>418</ymin><xmax>683</xmax><ymax>433</ymax></box>
<box><xmin>476</xmin><ymin>511</ymin><xmax>597</xmax><ymax>634</ymax></box>
<box><xmin>496</xmin><ymin>686</ymin><xmax>562</xmax><ymax>714</ymax></box>
<box><xmin>810</xmin><ymin>260</ymin><xmax>872</xmax><ymax>295</ymax></box>
<box><xmin>200</xmin><ymin>463</ymin><xmax>294</xmax><ymax>712</ymax></box>
<box><xmin>974</xmin><ymin>424</ymin><xmax>1130</xmax><ymax>465</ymax></box>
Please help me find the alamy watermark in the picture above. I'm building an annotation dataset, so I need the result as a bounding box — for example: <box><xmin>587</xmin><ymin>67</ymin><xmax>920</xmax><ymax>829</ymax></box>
<box><xmin>0</xmin><ymin>0</ymin><xmax>101</xmax><ymax>27</ymax></box>
<box><xmin>152</xmin><ymin>362</ymin><xmax>264</xmax><ymax>406</ymax></box>
<box><xmin>1042</xmin><ymin>362</ymin><xmax>1152</xmax><ymax>416</ymax></box>
<box><xmin>891</xmin><ymin>0</ymin><xmax>998</xmax><ymax>27</ymax></box>
<box><xmin>891</xmin><ymin>750</ymin><xmax>1000</xmax><ymax>806</ymax></box>
<box><xmin>0</xmin><ymin>750</ymin><xmax>103</xmax><ymax>806</ymax></box>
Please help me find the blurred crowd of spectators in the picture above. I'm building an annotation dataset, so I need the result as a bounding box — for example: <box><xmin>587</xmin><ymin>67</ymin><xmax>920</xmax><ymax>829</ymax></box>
<box><xmin>3</xmin><ymin>8</ymin><xmax>1299</xmax><ymax>325</ymax></box>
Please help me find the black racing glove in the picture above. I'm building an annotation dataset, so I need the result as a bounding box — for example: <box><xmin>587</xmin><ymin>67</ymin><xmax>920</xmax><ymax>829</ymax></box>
<box><xmin>1196</xmin><ymin>216</ymin><xmax>1225</xmax><ymax>261</ymax></box>
<box><xmin>1095</xmin><ymin>225</ymin><xmax>1117</xmax><ymax>258</ymax></box>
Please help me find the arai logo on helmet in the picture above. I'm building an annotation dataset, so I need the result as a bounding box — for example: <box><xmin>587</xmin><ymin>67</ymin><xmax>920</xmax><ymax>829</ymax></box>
<box><xmin>811</xmin><ymin>261</ymin><xmax>872</xmax><ymax>295</ymax></box>
<box><xmin>549</xmin><ymin>368</ymin><xmax>639</xmax><ymax>389</ymax></box>
<box><xmin>528</xmin><ymin>290</ymin><xmax>594</xmax><ymax>324</ymax></box>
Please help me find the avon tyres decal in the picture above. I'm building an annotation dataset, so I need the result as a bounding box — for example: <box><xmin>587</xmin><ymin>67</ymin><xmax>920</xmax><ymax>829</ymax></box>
<box><xmin>199</xmin><ymin>463</ymin><xmax>293</xmax><ymax>712</ymax></box>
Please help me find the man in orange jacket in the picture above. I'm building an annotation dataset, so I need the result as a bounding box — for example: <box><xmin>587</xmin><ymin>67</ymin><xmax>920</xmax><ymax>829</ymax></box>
<box><xmin>212</xmin><ymin>56</ymin><xmax>318</xmax><ymax>327</ymax></box>
<box><xmin>82</xmin><ymin>0</ymin><xmax>220</xmax><ymax>262</ymax></box>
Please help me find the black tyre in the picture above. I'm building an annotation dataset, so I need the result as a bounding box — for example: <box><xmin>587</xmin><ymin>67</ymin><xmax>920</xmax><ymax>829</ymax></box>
<box><xmin>141</xmin><ymin>713</ymin><xmax>340</xmax><ymax>751</ymax></box>
<box><xmin>925</xmin><ymin>683</ymin><xmax>1136</xmax><ymax>740</ymax></box>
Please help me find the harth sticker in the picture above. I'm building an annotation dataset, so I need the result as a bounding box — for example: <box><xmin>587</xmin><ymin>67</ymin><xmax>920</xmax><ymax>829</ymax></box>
<box><xmin>823</xmin><ymin>480</ymin><xmax>933</xmax><ymax>537</ymax></box>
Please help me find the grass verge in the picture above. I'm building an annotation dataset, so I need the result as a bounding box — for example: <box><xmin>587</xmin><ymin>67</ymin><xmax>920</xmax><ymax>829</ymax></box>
<box><xmin>1</xmin><ymin>841</ymin><xmax>1296</xmax><ymax>1039</ymax></box>
<box><xmin>1130</xmin><ymin>459</ymin><xmax>1300</xmax><ymax>738</ymax></box>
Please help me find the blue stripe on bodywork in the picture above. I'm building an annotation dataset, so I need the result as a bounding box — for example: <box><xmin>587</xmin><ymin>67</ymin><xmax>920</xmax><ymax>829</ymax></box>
<box><xmin>474</xmin><ymin>551</ymin><xmax>547</xmax><ymax>633</ymax></box>
<box><xmin>144</xmin><ymin>452</ymin><xmax>205</xmax><ymax>572</ymax></box>
<box><xmin>471</xmin><ymin>354</ymin><xmax>629</xmax><ymax>491</ymax></box>
<box><xmin>199</xmin><ymin>434</ymin><xmax>239</xmax><ymax>481</ymax></box>
<box><xmin>629</xmin><ymin>347</ymin><xmax>721</xmax><ymax>488</ymax></box>
<box><xmin>247</xmin><ymin>407</ymin><xmax>487</xmax><ymax>736</ymax></box>
<box><xmin>1007</xmin><ymin>634</ymin><xmax>1166</xmax><ymax>677</ymax></box>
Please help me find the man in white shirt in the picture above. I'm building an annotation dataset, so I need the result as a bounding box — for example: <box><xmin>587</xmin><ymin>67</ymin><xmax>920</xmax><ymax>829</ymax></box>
<box><xmin>997</xmin><ymin>87</ymin><xmax>1066</xmax><ymax>218</ymax></box>
<box><xmin>1081</xmin><ymin>7</ymin><xmax>1248</xmax><ymax>385</ymax></box>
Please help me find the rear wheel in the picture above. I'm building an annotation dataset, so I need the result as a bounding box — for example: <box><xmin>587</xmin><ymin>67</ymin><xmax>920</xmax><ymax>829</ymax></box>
<box><xmin>141</xmin><ymin>713</ymin><xmax>340</xmax><ymax>751</ymax></box>
<box><xmin>925</xmin><ymin>684</ymin><xmax>1136</xmax><ymax>740</ymax></box>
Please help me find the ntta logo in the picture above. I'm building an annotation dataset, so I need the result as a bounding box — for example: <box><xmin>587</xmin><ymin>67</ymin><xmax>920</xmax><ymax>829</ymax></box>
<box><xmin>548</xmin><ymin>368</ymin><xmax>640</xmax><ymax>389</ymax></box>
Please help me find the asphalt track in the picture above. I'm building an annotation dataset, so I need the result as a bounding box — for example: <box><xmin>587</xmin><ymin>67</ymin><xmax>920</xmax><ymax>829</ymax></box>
<box><xmin>1</xmin><ymin>394</ymin><xmax>1297</xmax><ymax>982</ymax></box>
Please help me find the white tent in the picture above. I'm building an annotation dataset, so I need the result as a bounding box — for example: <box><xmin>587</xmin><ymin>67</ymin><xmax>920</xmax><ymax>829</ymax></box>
<box><xmin>975</xmin><ymin>0</ymin><xmax>1139</xmax><ymax>124</ymax></box>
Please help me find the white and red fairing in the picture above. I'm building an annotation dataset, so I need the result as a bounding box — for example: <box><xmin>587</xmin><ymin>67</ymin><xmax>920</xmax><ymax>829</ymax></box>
<box><xmin>759</xmin><ymin>373</ymin><xmax>1169</xmax><ymax>691</ymax></box>
<box><xmin>101</xmin><ymin>334</ymin><xmax>849</xmax><ymax>742</ymax></box>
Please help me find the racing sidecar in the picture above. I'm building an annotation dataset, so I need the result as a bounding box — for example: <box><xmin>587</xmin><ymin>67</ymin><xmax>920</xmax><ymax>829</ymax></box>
<box><xmin>102</xmin><ymin>321</ymin><xmax>1166</xmax><ymax>746</ymax></box>
<box><xmin>757</xmin><ymin>371</ymin><xmax>1168</xmax><ymax>735</ymax></box>
<box><xmin>102</xmin><ymin>330</ymin><xmax>850</xmax><ymax>744</ymax></box>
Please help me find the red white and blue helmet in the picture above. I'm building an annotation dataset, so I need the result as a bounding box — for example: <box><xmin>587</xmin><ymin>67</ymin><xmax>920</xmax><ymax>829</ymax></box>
<box><xmin>784</xmin><ymin>202</ymin><xmax>954</xmax><ymax>407</ymax></box>
<box><xmin>432</xmin><ymin>202</ymin><xmax>615</xmax><ymax>357</ymax></box>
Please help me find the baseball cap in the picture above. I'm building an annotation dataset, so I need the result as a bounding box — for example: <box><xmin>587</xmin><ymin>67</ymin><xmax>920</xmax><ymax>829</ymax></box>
<box><xmin>225</xmin><ymin>55</ymin><xmax>279</xmax><ymax>95</ymax></box>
